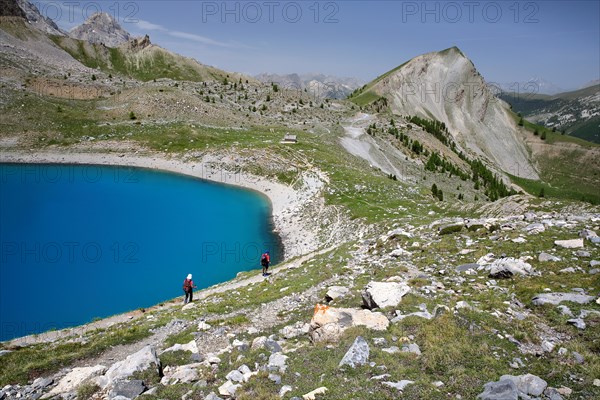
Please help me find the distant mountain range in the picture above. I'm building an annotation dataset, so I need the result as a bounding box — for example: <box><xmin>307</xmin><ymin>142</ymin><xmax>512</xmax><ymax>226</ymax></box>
<box><xmin>254</xmin><ymin>72</ymin><xmax>364</xmax><ymax>99</ymax></box>
<box><xmin>499</xmin><ymin>85</ymin><xmax>600</xmax><ymax>143</ymax></box>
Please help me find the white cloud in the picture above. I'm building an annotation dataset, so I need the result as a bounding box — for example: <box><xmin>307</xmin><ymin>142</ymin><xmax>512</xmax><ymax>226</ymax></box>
<box><xmin>134</xmin><ymin>19</ymin><xmax>241</xmax><ymax>49</ymax></box>
<box><xmin>136</xmin><ymin>20</ymin><xmax>167</xmax><ymax>32</ymax></box>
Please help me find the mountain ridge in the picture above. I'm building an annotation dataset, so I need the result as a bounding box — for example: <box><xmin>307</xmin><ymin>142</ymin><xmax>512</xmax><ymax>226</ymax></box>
<box><xmin>351</xmin><ymin>46</ymin><xmax>538</xmax><ymax>180</ymax></box>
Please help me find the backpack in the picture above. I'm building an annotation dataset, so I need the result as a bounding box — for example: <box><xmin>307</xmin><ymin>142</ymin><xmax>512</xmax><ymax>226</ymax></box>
<box><xmin>183</xmin><ymin>279</ymin><xmax>192</xmax><ymax>291</ymax></box>
<box><xmin>261</xmin><ymin>253</ymin><xmax>269</xmax><ymax>266</ymax></box>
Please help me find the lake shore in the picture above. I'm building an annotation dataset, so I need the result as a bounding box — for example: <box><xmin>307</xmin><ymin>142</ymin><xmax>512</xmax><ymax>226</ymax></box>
<box><xmin>0</xmin><ymin>146</ymin><xmax>327</xmax><ymax>345</ymax></box>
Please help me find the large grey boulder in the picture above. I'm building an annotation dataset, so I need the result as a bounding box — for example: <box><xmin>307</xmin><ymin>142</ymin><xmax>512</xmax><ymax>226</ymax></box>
<box><xmin>477</xmin><ymin>379</ymin><xmax>519</xmax><ymax>400</ymax></box>
<box><xmin>532</xmin><ymin>293</ymin><xmax>595</xmax><ymax>306</ymax></box>
<box><xmin>362</xmin><ymin>282</ymin><xmax>410</xmax><ymax>309</ymax></box>
<box><xmin>309</xmin><ymin>306</ymin><xmax>389</xmax><ymax>343</ymax></box>
<box><xmin>499</xmin><ymin>374</ymin><xmax>547</xmax><ymax>397</ymax></box>
<box><xmin>105</xmin><ymin>346</ymin><xmax>162</xmax><ymax>385</ymax></box>
<box><xmin>338</xmin><ymin>336</ymin><xmax>369</xmax><ymax>368</ymax></box>
<box><xmin>487</xmin><ymin>258</ymin><xmax>534</xmax><ymax>279</ymax></box>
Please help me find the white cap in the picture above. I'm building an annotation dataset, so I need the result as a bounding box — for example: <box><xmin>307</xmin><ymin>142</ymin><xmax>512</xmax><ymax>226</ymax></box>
<box><xmin>187</xmin><ymin>274</ymin><xmax>192</xmax><ymax>280</ymax></box>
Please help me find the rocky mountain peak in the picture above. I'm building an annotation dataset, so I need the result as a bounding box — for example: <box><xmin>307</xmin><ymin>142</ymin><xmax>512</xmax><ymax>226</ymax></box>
<box><xmin>364</xmin><ymin>47</ymin><xmax>538</xmax><ymax>179</ymax></box>
<box><xmin>69</xmin><ymin>12</ymin><xmax>130</xmax><ymax>48</ymax></box>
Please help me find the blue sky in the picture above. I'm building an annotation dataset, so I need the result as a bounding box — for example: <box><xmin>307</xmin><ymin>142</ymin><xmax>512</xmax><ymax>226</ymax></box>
<box><xmin>39</xmin><ymin>0</ymin><xmax>599</xmax><ymax>89</ymax></box>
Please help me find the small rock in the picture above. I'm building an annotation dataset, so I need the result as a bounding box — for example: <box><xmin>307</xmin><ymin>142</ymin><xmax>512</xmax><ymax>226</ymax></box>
<box><xmin>499</xmin><ymin>373</ymin><xmax>547</xmax><ymax>396</ymax></box>
<box><xmin>280</xmin><ymin>385</ymin><xmax>293</xmax><ymax>397</ymax></box>
<box><xmin>401</xmin><ymin>343</ymin><xmax>421</xmax><ymax>355</ymax></box>
<box><xmin>541</xmin><ymin>340</ymin><xmax>555</xmax><ymax>353</ymax></box>
<box><xmin>554</xmin><ymin>239</ymin><xmax>584</xmax><ymax>249</ymax></box>
<box><xmin>302</xmin><ymin>387</ymin><xmax>328</xmax><ymax>400</ymax></box>
<box><xmin>477</xmin><ymin>379</ymin><xmax>518</xmax><ymax>400</ymax></box>
<box><xmin>204</xmin><ymin>392</ymin><xmax>224</xmax><ymax>400</ymax></box>
<box><xmin>325</xmin><ymin>286</ymin><xmax>350</xmax><ymax>302</ymax></box>
<box><xmin>557</xmin><ymin>386</ymin><xmax>572</xmax><ymax>396</ymax></box>
<box><xmin>339</xmin><ymin>336</ymin><xmax>369</xmax><ymax>368</ymax></box>
<box><xmin>197</xmin><ymin>321</ymin><xmax>212</xmax><ymax>331</ymax></box>
<box><xmin>110</xmin><ymin>380</ymin><xmax>146</xmax><ymax>399</ymax></box>
<box><xmin>251</xmin><ymin>336</ymin><xmax>282</xmax><ymax>353</ymax></box>
<box><xmin>381</xmin><ymin>346</ymin><xmax>400</xmax><ymax>354</ymax></box>
<box><xmin>487</xmin><ymin>258</ymin><xmax>534</xmax><ymax>279</ymax></box>
<box><xmin>382</xmin><ymin>380</ymin><xmax>414</xmax><ymax>391</ymax></box>
<box><xmin>567</xmin><ymin>318</ymin><xmax>586</xmax><ymax>329</ymax></box>
<box><xmin>268</xmin><ymin>353</ymin><xmax>289</xmax><ymax>373</ymax></box>
<box><xmin>225</xmin><ymin>370</ymin><xmax>244</xmax><ymax>383</ymax></box>
<box><xmin>539</xmin><ymin>252</ymin><xmax>561</xmax><ymax>262</ymax></box>
<box><xmin>455</xmin><ymin>263</ymin><xmax>479</xmax><ymax>273</ymax></box>
<box><xmin>218</xmin><ymin>380</ymin><xmax>240</xmax><ymax>397</ymax></box>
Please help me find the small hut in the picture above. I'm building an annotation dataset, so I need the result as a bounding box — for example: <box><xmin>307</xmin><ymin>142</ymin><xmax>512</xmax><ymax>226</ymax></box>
<box><xmin>280</xmin><ymin>133</ymin><xmax>297</xmax><ymax>144</ymax></box>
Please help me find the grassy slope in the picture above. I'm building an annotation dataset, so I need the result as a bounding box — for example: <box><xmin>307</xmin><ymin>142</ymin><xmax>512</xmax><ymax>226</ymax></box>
<box><xmin>501</xmin><ymin>85</ymin><xmax>600</xmax><ymax>143</ymax></box>
<box><xmin>507</xmin><ymin>111</ymin><xmax>600</xmax><ymax>204</ymax></box>
<box><xmin>1</xmin><ymin>45</ymin><xmax>599</xmax><ymax>397</ymax></box>
<box><xmin>49</xmin><ymin>35</ymin><xmax>229</xmax><ymax>82</ymax></box>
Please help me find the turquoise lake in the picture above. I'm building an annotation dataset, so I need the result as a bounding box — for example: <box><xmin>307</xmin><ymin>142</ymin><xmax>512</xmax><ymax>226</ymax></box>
<box><xmin>0</xmin><ymin>164</ymin><xmax>281</xmax><ymax>341</ymax></box>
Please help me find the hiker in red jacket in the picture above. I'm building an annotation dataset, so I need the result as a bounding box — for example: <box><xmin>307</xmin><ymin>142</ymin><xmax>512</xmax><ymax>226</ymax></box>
<box><xmin>183</xmin><ymin>273</ymin><xmax>197</xmax><ymax>304</ymax></box>
<box><xmin>261</xmin><ymin>251</ymin><xmax>270</xmax><ymax>276</ymax></box>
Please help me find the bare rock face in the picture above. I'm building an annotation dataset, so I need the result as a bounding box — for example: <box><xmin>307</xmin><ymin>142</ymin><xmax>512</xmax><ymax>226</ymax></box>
<box><xmin>124</xmin><ymin>34</ymin><xmax>152</xmax><ymax>51</ymax></box>
<box><xmin>69</xmin><ymin>12</ymin><xmax>131</xmax><ymax>47</ymax></box>
<box><xmin>16</xmin><ymin>0</ymin><xmax>65</xmax><ymax>35</ymax></box>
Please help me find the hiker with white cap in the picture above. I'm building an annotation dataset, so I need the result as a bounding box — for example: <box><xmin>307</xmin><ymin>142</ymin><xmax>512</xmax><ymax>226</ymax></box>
<box><xmin>182</xmin><ymin>273</ymin><xmax>197</xmax><ymax>304</ymax></box>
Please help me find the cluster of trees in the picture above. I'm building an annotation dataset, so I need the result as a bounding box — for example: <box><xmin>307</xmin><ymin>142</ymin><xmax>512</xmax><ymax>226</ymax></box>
<box><xmin>425</xmin><ymin>151</ymin><xmax>470</xmax><ymax>181</ymax></box>
<box><xmin>469</xmin><ymin>159</ymin><xmax>514</xmax><ymax>201</ymax></box>
<box><xmin>431</xmin><ymin>183</ymin><xmax>443</xmax><ymax>201</ymax></box>
<box><xmin>408</xmin><ymin>116</ymin><xmax>450</xmax><ymax>146</ymax></box>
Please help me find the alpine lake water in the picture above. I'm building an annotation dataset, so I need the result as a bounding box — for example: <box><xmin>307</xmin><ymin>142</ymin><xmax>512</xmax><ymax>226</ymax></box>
<box><xmin>0</xmin><ymin>164</ymin><xmax>281</xmax><ymax>341</ymax></box>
